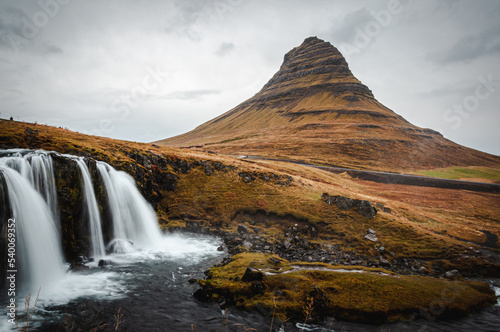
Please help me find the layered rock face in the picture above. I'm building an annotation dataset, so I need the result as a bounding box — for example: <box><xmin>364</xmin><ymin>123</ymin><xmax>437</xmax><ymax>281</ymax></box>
<box><xmin>158</xmin><ymin>37</ymin><xmax>499</xmax><ymax>171</ymax></box>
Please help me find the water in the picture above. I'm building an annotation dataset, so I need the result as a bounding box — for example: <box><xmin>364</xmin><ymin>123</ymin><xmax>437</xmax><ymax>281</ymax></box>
<box><xmin>96</xmin><ymin>162</ymin><xmax>163</xmax><ymax>251</ymax></box>
<box><xmin>0</xmin><ymin>166</ymin><xmax>66</xmax><ymax>296</ymax></box>
<box><xmin>75</xmin><ymin>158</ymin><xmax>106</xmax><ymax>258</ymax></box>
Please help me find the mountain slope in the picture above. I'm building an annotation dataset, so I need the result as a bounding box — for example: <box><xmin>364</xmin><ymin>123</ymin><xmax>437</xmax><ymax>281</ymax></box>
<box><xmin>157</xmin><ymin>37</ymin><xmax>500</xmax><ymax>172</ymax></box>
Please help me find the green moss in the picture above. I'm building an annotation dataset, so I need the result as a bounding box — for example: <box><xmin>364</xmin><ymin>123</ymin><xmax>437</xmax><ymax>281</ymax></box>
<box><xmin>205</xmin><ymin>253</ymin><xmax>497</xmax><ymax>324</ymax></box>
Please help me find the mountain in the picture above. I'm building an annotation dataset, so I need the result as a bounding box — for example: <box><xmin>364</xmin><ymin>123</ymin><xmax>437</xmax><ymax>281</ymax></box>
<box><xmin>157</xmin><ymin>37</ymin><xmax>499</xmax><ymax>172</ymax></box>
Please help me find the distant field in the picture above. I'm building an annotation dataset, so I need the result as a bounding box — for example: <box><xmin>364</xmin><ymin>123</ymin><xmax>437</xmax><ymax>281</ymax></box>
<box><xmin>417</xmin><ymin>167</ymin><xmax>500</xmax><ymax>183</ymax></box>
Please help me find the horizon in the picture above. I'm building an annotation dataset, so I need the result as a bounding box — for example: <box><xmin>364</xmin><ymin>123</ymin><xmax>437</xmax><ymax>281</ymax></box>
<box><xmin>1</xmin><ymin>0</ymin><xmax>499</xmax><ymax>156</ymax></box>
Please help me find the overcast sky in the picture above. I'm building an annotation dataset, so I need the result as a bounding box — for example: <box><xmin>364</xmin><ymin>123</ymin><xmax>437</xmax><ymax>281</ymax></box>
<box><xmin>0</xmin><ymin>0</ymin><xmax>499</xmax><ymax>156</ymax></box>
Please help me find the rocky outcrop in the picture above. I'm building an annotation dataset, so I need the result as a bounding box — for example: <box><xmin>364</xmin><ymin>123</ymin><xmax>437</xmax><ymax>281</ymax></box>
<box><xmin>322</xmin><ymin>193</ymin><xmax>377</xmax><ymax>219</ymax></box>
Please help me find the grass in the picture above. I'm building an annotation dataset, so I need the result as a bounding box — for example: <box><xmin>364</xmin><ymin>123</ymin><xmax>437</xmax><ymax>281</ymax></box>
<box><xmin>417</xmin><ymin>166</ymin><xmax>500</xmax><ymax>183</ymax></box>
<box><xmin>204</xmin><ymin>253</ymin><xmax>497</xmax><ymax>324</ymax></box>
<box><xmin>2</xmin><ymin>120</ymin><xmax>499</xmax><ymax>268</ymax></box>
<box><xmin>2</xmin><ymin>119</ymin><xmax>500</xmax><ymax>325</ymax></box>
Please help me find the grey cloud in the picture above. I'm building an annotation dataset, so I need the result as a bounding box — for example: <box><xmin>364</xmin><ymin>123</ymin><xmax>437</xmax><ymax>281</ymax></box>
<box><xmin>430</xmin><ymin>28</ymin><xmax>500</xmax><ymax>65</ymax></box>
<box><xmin>330</xmin><ymin>8</ymin><xmax>372</xmax><ymax>45</ymax></box>
<box><xmin>215</xmin><ymin>42</ymin><xmax>235</xmax><ymax>56</ymax></box>
<box><xmin>163</xmin><ymin>89</ymin><xmax>220</xmax><ymax>101</ymax></box>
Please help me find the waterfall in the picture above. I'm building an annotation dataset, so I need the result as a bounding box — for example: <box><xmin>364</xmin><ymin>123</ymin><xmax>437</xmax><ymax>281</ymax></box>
<box><xmin>0</xmin><ymin>150</ymin><xmax>59</xmax><ymax>222</ymax></box>
<box><xmin>76</xmin><ymin>159</ymin><xmax>106</xmax><ymax>258</ymax></box>
<box><xmin>0</xmin><ymin>166</ymin><xmax>65</xmax><ymax>294</ymax></box>
<box><xmin>0</xmin><ymin>148</ymin><xmax>165</xmax><ymax>297</ymax></box>
<box><xmin>97</xmin><ymin>162</ymin><xmax>163</xmax><ymax>252</ymax></box>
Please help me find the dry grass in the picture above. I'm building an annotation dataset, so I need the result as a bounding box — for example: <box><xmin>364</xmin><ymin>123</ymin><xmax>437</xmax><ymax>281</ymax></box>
<box><xmin>2</xmin><ymin>119</ymin><xmax>499</xmax><ymax>270</ymax></box>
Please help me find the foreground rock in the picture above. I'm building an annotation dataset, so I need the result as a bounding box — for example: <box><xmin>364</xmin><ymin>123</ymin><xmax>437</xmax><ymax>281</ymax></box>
<box><xmin>198</xmin><ymin>253</ymin><xmax>497</xmax><ymax>324</ymax></box>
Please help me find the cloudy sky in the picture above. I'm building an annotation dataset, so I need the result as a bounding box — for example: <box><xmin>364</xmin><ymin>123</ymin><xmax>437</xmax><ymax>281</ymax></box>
<box><xmin>0</xmin><ymin>0</ymin><xmax>499</xmax><ymax>155</ymax></box>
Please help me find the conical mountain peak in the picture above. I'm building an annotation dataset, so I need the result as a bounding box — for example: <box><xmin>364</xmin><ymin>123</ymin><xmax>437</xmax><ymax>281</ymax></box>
<box><xmin>260</xmin><ymin>37</ymin><xmax>374</xmax><ymax>99</ymax></box>
<box><xmin>157</xmin><ymin>37</ymin><xmax>499</xmax><ymax>172</ymax></box>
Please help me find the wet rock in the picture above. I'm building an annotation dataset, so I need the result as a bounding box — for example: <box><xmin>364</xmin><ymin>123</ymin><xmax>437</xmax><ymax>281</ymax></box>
<box><xmin>357</xmin><ymin>200</ymin><xmax>377</xmax><ymax>219</ymax></box>
<box><xmin>69</xmin><ymin>262</ymin><xmax>89</xmax><ymax>272</ymax></box>
<box><xmin>193</xmin><ymin>286</ymin><xmax>212</xmax><ymax>302</ymax></box>
<box><xmin>241</xmin><ymin>267</ymin><xmax>264</xmax><ymax>282</ymax></box>
<box><xmin>217</xmin><ymin>245</ymin><xmax>224</xmax><ymax>251</ymax></box>
<box><xmin>98</xmin><ymin>259</ymin><xmax>107</xmax><ymax>268</ymax></box>
<box><xmin>336</xmin><ymin>196</ymin><xmax>354</xmax><ymax>210</ymax></box>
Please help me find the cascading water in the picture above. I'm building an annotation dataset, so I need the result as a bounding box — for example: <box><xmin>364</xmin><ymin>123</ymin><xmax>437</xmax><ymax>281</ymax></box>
<box><xmin>0</xmin><ymin>150</ymin><xmax>59</xmax><ymax>222</ymax></box>
<box><xmin>0</xmin><ymin>163</ymin><xmax>65</xmax><ymax>295</ymax></box>
<box><xmin>76</xmin><ymin>159</ymin><xmax>106</xmax><ymax>258</ymax></box>
<box><xmin>97</xmin><ymin>162</ymin><xmax>163</xmax><ymax>252</ymax></box>
<box><xmin>0</xmin><ymin>149</ymin><xmax>224</xmax><ymax>331</ymax></box>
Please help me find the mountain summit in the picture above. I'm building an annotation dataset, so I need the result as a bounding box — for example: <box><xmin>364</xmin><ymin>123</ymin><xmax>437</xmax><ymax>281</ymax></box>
<box><xmin>157</xmin><ymin>37</ymin><xmax>499</xmax><ymax>171</ymax></box>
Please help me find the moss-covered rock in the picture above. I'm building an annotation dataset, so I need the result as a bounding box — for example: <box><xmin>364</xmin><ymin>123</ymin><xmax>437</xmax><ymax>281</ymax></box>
<box><xmin>202</xmin><ymin>253</ymin><xmax>497</xmax><ymax>324</ymax></box>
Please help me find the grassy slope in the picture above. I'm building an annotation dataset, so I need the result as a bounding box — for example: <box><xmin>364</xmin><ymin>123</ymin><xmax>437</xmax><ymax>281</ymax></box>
<box><xmin>416</xmin><ymin>167</ymin><xmax>500</xmax><ymax>183</ymax></box>
<box><xmin>1</xmin><ymin>120</ymin><xmax>499</xmax><ymax>322</ymax></box>
<box><xmin>1</xmin><ymin>120</ymin><xmax>499</xmax><ymax>261</ymax></box>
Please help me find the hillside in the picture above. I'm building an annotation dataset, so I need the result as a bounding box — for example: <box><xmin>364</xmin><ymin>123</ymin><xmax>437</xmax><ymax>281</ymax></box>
<box><xmin>1</xmin><ymin>119</ymin><xmax>500</xmax><ymax>324</ymax></box>
<box><xmin>157</xmin><ymin>37</ymin><xmax>500</xmax><ymax>172</ymax></box>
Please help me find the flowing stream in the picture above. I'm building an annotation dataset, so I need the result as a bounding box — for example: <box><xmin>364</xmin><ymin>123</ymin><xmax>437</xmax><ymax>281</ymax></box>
<box><xmin>1</xmin><ymin>149</ymin><xmax>499</xmax><ymax>331</ymax></box>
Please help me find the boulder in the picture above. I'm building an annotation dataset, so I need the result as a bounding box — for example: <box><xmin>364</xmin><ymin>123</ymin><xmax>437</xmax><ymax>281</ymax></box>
<box><xmin>241</xmin><ymin>267</ymin><xmax>264</xmax><ymax>282</ymax></box>
<box><xmin>237</xmin><ymin>224</ymin><xmax>248</xmax><ymax>234</ymax></box>
<box><xmin>358</xmin><ymin>200</ymin><xmax>377</xmax><ymax>219</ymax></box>
<box><xmin>336</xmin><ymin>196</ymin><xmax>354</xmax><ymax>211</ymax></box>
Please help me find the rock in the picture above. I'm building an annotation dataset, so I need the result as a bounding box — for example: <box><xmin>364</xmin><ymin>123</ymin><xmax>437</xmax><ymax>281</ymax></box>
<box><xmin>98</xmin><ymin>259</ymin><xmax>106</xmax><ymax>268</ymax></box>
<box><xmin>368</xmin><ymin>228</ymin><xmax>377</xmax><ymax>234</ymax></box>
<box><xmin>364</xmin><ymin>233</ymin><xmax>378</xmax><ymax>242</ymax></box>
<box><xmin>217</xmin><ymin>245</ymin><xmax>224</xmax><ymax>251</ymax></box>
<box><xmin>268</xmin><ymin>257</ymin><xmax>281</xmax><ymax>265</ymax></box>
<box><xmin>239</xmin><ymin>172</ymin><xmax>255</xmax><ymax>183</ymax></box>
<box><xmin>188</xmin><ymin>278</ymin><xmax>197</xmax><ymax>284</ymax></box>
<box><xmin>251</xmin><ymin>281</ymin><xmax>266</xmax><ymax>295</ymax></box>
<box><xmin>241</xmin><ymin>267</ymin><xmax>264</xmax><ymax>282</ymax></box>
<box><xmin>379</xmin><ymin>256</ymin><xmax>391</xmax><ymax>266</ymax></box>
<box><xmin>69</xmin><ymin>262</ymin><xmax>90</xmax><ymax>272</ymax></box>
<box><xmin>445</xmin><ymin>270</ymin><xmax>461</xmax><ymax>280</ymax></box>
<box><xmin>237</xmin><ymin>224</ymin><xmax>248</xmax><ymax>234</ymax></box>
<box><xmin>325</xmin><ymin>196</ymin><xmax>337</xmax><ymax>205</ymax></box>
<box><xmin>357</xmin><ymin>200</ymin><xmax>377</xmax><ymax>219</ymax></box>
<box><xmin>242</xmin><ymin>241</ymin><xmax>253</xmax><ymax>249</ymax></box>
<box><xmin>193</xmin><ymin>287</ymin><xmax>212</xmax><ymax>302</ymax></box>
<box><xmin>336</xmin><ymin>196</ymin><xmax>354</xmax><ymax>210</ymax></box>
<box><xmin>201</xmin><ymin>160</ymin><xmax>213</xmax><ymax>176</ymax></box>
<box><xmin>321</xmin><ymin>193</ymin><xmax>329</xmax><ymax>200</ymax></box>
